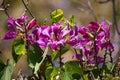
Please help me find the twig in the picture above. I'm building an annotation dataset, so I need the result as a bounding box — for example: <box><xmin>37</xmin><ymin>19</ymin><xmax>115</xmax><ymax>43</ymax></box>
<box><xmin>2</xmin><ymin>0</ymin><xmax>10</xmax><ymax>18</ymax></box>
<box><xmin>21</xmin><ymin>0</ymin><xmax>34</xmax><ymax>18</ymax></box>
<box><xmin>59</xmin><ymin>46</ymin><xmax>62</xmax><ymax>68</ymax></box>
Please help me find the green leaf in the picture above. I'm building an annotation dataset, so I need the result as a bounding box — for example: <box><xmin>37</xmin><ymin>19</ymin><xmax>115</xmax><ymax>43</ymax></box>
<box><xmin>51</xmin><ymin>44</ymin><xmax>70</xmax><ymax>61</ymax></box>
<box><xmin>51</xmin><ymin>67</ymin><xmax>59</xmax><ymax>80</ymax></box>
<box><xmin>45</xmin><ymin>65</ymin><xmax>53</xmax><ymax>80</ymax></box>
<box><xmin>45</xmin><ymin>66</ymin><xmax>59</xmax><ymax>80</ymax></box>
<box><xmin>12</xmin><ymin>46</ymin><xmax>21</xmax><ymax>63</ymax></box>
<box><xmin>51</xmin><ymin>9</ymin><xmax>64</xmax><ymax>23</ymax></box>
<box><xmin>12</xmin><ymin>38</ymin><xmax>26</xmax><ymax>62</ymax></box>
<box><xmin>0</xmin><ymin>59</ymin><xmax>14</xmax><ymax>80</ymax></box>
<box><xmin>52</xmin><ymin>50</ymin><xmax>59</xmax><ymax>61</ymax></box>
<box><xmin>13</xmin><ymin>38</ymin><xmax>26</xmax><ymax>55</ymax></box>
<box><xmin>61</xmin><ymin>44</ymin><xmax>70</xmax><ymax>54</ymax></box>
<box><xmin>83</xmin><ymin>74</ymin><xmax>89</xmax><ymax>80</ymax></box>
<box><xmin>69</xmin><ymin>15</ymin><xmax>75</xmax><ymax>27</ymax></box>
<box><xmin>61</xmin><ymin>60</ymin><xmax>82</xmax><ymax>80</ymax></box>
<box><xmin>34</xmin><ymin>47</ymin><xmax>48</xmax><ymax>74</ymax></box>
<box><xmin>106</xmin><ymin>62</ymin><xmax>115</xmax><ymax>72</ymax></box>
<box><xmin>64</xmin><ymin>60</ymin><xmax>82</xmax><ymax>75</ymax></box>
<box><xmin>61</xmin><ymin>69</ymin><xmax>72</xmax><ymax>80</ymax></box>
<box><xmin>27</xmin><ymin>44</ymin><xmax>43</xmax><ymax>69</ymax></box>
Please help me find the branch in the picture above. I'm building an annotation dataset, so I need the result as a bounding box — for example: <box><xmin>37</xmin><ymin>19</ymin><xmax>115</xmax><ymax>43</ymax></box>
<box><xmin>0</xmin><ymin>0</ymin><xmax>10</xmax><ymax>18</ymax></box>
<box><xmin>3</xmin><ymin>4</ymin><xmax>10</xmax><ymax>18</ymax></box>
<box><xmin>21</xmin><ymin>0</ymin><xmax>34</xmax><ymax>18</ymax></box>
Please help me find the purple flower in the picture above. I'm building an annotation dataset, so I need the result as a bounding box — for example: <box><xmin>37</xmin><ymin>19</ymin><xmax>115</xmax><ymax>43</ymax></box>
<box><xmin>33</xmin><ymin>23</ymin><xmax>69</xmax><ymax>49</ymax></box>
<box><xmin>101</xmin><ymin>21</ymin><xmax>110</xmax><ymax>32</ymax></box>
<box><xmin>16</xmin><ymin>15</ymin><xmax>28</xmax><ymax>27</ymax></box>
<box><xmin>8</xmin><ymin>18</ymin><xmax>17</xmax><ymax>30</ymax></box>
<box><xmin>27</xmin><ymin>18</ymin><xmax>37</xmax><ymax>31</ymax></box>
<box><xmin>70</xmin><ymin>21</ymin><xmax>113</xmax><ymax>65</ymax></box>
<box><xmin>88</xmin><ymin>21</ymin><xmax>99</xmax><ymax>32</ymax></box>
<box><xmin>2</xmin><ymin>15</ymin><xmax>37</xmax><ymax>41</ymax></box>
<box><xmin>72</xmin><ymin>54</ymin><xmax>86</xmax><ymax>62</ymax></box>
<box><xmin>2</xmin><ymin>31</ymin><xmax>17</xmax><ymax>40</ymax></box>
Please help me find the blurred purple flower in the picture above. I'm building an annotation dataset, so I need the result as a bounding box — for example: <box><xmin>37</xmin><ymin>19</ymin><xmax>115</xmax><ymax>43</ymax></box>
<box><xmin>2</xmin><ymin>31</ymin><xmax>17</xmax><ymax>40</ymax></box>
<box><xmin>2</xmin><ymin>15</ymin><xmax>37</xmax><ymax>40</ymax></box>
<box><xmin>33</xmin><ymin>23</ymin><xmax>69</xmax><ymax>49</ymax></box>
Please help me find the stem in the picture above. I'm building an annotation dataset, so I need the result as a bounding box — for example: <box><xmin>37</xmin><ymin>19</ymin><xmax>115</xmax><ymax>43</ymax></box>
<box><xmin>59</xmin><ymin>46</ymin><xmax>62</xmax><ymax>68</ymax></box>
<box><xmin>4</xmin><ymin>9</ymin><xmax>10</xmax><ymax>18</ymax></box>
<box><xmin>109</xmin><ymin>49</ymin><xmax>113</xmax><ymax>63</ymax></box>
<box><xmin>93</xmin><ymin>35</ymin><xmax>98</xmax><ymax>68</ymax></box>
<box><xmin>21</xmin><ymin>0</ymin><xmax>34</xmax><ymax>18</ymax></box>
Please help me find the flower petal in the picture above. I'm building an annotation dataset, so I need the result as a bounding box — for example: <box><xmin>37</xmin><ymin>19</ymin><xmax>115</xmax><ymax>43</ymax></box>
<box><xmin>8</xmin><ymin>18</ymin><xmax>17</xmax><ymax>30</ymax></box>
<box><xmin>2</xmin><ymin>31</ymin><xmax>17</xmax><ymax>40</ymax></box>
<box><xmin>27</xmin><ymin>18</ymin><xmax>37</xmax><ymax>31</ymax></box>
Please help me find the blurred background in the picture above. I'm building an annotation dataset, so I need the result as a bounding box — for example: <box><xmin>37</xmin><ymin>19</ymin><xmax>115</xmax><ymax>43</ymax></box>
<box><xmin>0</xmin><ymin>0</ymin><xmax>120</xmax><ymax>79</ymax></box>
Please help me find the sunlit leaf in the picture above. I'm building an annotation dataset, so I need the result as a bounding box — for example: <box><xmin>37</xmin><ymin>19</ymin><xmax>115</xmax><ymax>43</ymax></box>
<box><xmin>12</xmin><ymin>37</ymin><xmax>26</xmax><ymax>62</ymax></box>
<box><xmin>51</xmin><ymin>9</ymin><xmax>64</xmax><ymax>23</ymax></box>
<box><xmin>69</xmin><ymin>15</ymin><xmax>75</xmax><ymax>27</ymax></box>
<box><xmin>13</xmin><ymin>37</ymin><xmax>26</xmax><ymax>55</ymax></box>
<box><xmin>52</xmin><ymin>50</ymin><xmax>59</xmax><ymax>61</ymax></box>
<box><xmin>45</xmin><ymin>66</ymin><xmax>59</xmax><ymax>80</ymax></box>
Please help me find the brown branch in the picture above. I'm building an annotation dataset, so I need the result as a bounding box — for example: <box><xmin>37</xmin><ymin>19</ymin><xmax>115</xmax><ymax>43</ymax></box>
<box><xmin>0</xmin><ymin>0</ymin><xmax>10</xmax><ymax>18</ymax></box>
<box><xmin>21</xmin><ymin>0</ymin><xmax>34</xmax><ymax>18</ymax></box>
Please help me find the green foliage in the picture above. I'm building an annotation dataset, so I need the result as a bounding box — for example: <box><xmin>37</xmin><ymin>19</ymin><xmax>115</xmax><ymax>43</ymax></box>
<box><xmin>61</xmin><ymin>44</ymin><xmax>70</xmax><ymax>54</ymax></box>
<box><xmin>13</xmin><ymin>37</ymin><xmax>26</xmax><ymax>55</ymax></box>
<box><xmin>52</xmin><ymin>44</ymin><xmax>70</xmax><ymax>61</ymax></box>
<box><xmin>0</xmin><ymin>59</ymin><xmax>14</xmax><ymax>80</ymax></box>
<box><xmin>34</xmin><ymin>47</ymin><xmax>48</xmax><ymax>74</ymax></box>
<box><xmin>52</xmin><ymin>50</ymin><xmax>59</xmax><ymax>61</ymax></box>
<box><xmin>69</xmin><ymin>15</ymin><xmax>75</xmax><ymax>27</ymax></box>
<box><xmin>27</xmin><ymin>44</ymin><xmax>43</xmax><ymax>69</ymax></box>
<box><xmin>61</xmin><ymin>60</ymin><xmax>83</xmax><ymax>80</ymax></box>
<box><xmin>101</xmin><ymin>62</ymin><xmax>115</xmax><ymax>77</ymax></box>
<box><xmin>51</xmin><ymin>9</ymin><xmax>64</xmax><ymax>23</ymax></box>
<box><xmin>12</xmin><ymin>37</ymin><xmax>26</xmax><ymax>62</ymax></box>
<box><xmin>45</xmin><ymin>66</ymin><xmax>59</xmax><ymax>80</ymax></box>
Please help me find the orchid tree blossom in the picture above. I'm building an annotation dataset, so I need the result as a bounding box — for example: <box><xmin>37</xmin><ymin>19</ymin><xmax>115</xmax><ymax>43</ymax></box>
<box><xmin>33</xmin><ymin>23</ymin><xmax>69</xmax><ymax>50</ymax></box>
<box><xmin>2</xmin><ymin>15</ymin><xmax>37</xmax><ymax>40</ymax></box>
<box><xmin>70</xmin><ymin>21</ymin><xmax>114</xmax><ymax>65</ymax></box>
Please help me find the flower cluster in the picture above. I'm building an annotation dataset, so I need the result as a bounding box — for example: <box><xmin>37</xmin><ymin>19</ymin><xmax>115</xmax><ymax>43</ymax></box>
<box><xmin>71</xmin><ymin>21</ymin><xmax>114</xmax><ymax>64</ymax></box>
<box><xmin>32</xmin><ymin>23</ymin><xmax>69</xmax><ymax>49</ymax></box>
<box><xmin>2</xmin><ymin>15</ymin><xmax>114</xmax><ymax>65</ymax></box>
<box><xmin>2</xmin><ymin>15</ymin><xmax>37</xmax><ymax>40</ymax></box>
